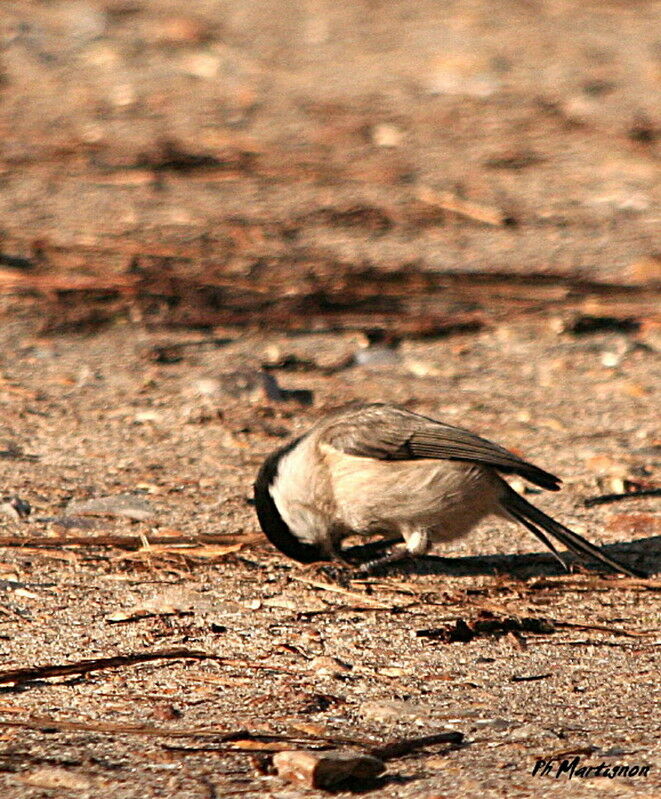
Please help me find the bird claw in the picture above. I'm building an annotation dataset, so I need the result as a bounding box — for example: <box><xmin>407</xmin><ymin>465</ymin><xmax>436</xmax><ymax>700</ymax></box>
<box><xmin>302</xmin><ymin>561</ymin><xmax>356</xmax><ymax>587</ymax></box>
<box><xmin>358</xmin><ymin>550</ymin><xmax>414</xmax><ymax>576</ymax></box>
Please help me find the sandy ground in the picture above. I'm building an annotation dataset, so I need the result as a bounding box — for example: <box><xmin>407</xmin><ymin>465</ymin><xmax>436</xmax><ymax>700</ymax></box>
<box><xmin>0</xmin><ymin>1</ymin><xmax>659</xmax><ymax>797</ymax></box>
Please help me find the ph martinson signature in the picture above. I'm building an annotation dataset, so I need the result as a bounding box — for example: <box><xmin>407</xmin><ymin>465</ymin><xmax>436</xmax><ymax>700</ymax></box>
<box><xmin>533</xmin><ymin>756</ymin><xmax>651</xmax><ymax>780</ymax></box>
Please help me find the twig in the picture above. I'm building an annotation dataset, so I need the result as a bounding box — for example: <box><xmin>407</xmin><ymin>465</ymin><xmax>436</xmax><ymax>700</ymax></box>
<box><xmin>417</xmin><ymin>185</ymin><xmax>507</xmax><ymax>226</ymax></box>
<box><xmin>368</xmin><ymin>732</ymin><xmax>464</xmax><ymax>761</ymax></box>
<box><xmin>0</xmin><ymin>649</ymin><xmax>221</xmax><ymax>685</ymax></box>
<box><xmin>288</xmin><ymin>575</ymin><xmax>399</xmax><ymax>610</ymax></box>
<box><xmin>0</xmin><ymin>716</ymin><xmax>314</xmax><ymax>745</ymax></box>
<box><xmin>0</xmin><ymin>533</ymin><xmax>260</xmax><ymax>550</ymax></box>
<box><xmin>147</xmin><ymin>338</ymin><xmax>233</xmax><ymax>363</ymax></box>
<box><xmin>0</xmin><ymin>716</ymin><xmax>463</xmax><ymax>762</ymax></box>
<box><xmin>584</xmin><ymin>488</ymin><xmax>661</xmax><ymax>507</ymax></box>
<box><xmin>0</xmin><ymin>649</ymin><xmax>305</xmax><ymax>685</ymax></box>
<box><xmin>553</xmin><ymin>620</ymin><xmax>654</xmax><ymax>638</ymax></box>
<box><xmin>526</xmin><ymin>575</ymin><xmax>661</xmax><ymax>593</ymax></box>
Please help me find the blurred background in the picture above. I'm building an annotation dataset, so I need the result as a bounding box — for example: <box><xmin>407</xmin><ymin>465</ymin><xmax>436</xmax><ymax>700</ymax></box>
<box><xmin>0</xmin><ymin>8</ymin><xmax>659</xmax><ymax>797</ymax></box>
<box><xmin>0</xmin><ymin>0</ymin><xmax>658</xmax><ymax>335</ymax></box>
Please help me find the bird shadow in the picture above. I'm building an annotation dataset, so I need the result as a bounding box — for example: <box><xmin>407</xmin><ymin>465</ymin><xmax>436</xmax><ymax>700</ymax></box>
<box><xmin>374</xmin><ymin>535</ymin><xmax>661</xmax><ymax>580</ymax></box>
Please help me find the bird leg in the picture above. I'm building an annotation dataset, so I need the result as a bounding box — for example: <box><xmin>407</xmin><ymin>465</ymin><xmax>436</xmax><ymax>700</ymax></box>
<box><xmin>357</xmin><ymin>544</ymin><xmax>414</xmax><ymax>575</ymax></box>
<box><xmin>339</xmin><ymin>535</ymin><xmax>404</xmax><ymax>565</ymax></box>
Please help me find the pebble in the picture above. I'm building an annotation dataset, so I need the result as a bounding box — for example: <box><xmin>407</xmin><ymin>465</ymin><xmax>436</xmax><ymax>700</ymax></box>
<box><xmin>179</xmin><ymin>51</ymin><xmax>221</xmax><ymax>79</ymax></box>
<box><xmin>510</xmin><ymin>723</ymin><xmax>553</xmax><ymax>740</ymax></box>
<box><xmin>0</xmin><ymin>496</ymin><xmax>31</xmax><ymax>520</ymax></box>
<box><xmin>108</xmin><ymin>83</ymin><xmax>136</xmax><ymax>108</ymax></box>
<box><xmin>354</xmin><ymin>347</ymin><xmax>400</xmax><ymax>367</ymax></box>
<box><xmin>273</xmin><ymin>749</ymin><xmax>384</xmax><ymax>789</ymax></box>
<box><xmin>308</xmin><ymin>656</ymin><xmax>352</xmax><ymax>676</ymax></box>
<box><xmin>22</xmin><ymin>767</ymin><xmax>92</xmax><ymax>791</ymax></box>
<box><xmin>192</xmin><ymin>371</ymin><xmax>313</xmax><ymax>406</ymax></box>
<box><xmin>427</xmin><ymin>54</ymin><xmax>500</xmax><ymax>98</ymax></box>
<box><xmin>360</xmin><ymin>699</ymin><xmax>428</xmax><ymax>724</ymax></box>
<box><xmin>371</xmin><ymin>123</ymin><xmax>403</xmax><ymax>148</ymax></box>
<box><xmin>473</xmin><ymin>717</ymin><xmax>516</xmax><ymax>731</ymax></box>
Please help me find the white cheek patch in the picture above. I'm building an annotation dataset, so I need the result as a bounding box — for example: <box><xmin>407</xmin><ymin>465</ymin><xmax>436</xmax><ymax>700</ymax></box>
<box><xmin>269</xmin><ymin>440</ymin><xmax>327</xmax><ymax>547</ymax></box>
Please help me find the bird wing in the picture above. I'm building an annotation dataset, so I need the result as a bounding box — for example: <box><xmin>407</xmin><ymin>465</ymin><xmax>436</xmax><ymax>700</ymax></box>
<box><xmin>319</xmin><ymin>404</ymin><xmax>561</xmax><ymax>491</ymax></box>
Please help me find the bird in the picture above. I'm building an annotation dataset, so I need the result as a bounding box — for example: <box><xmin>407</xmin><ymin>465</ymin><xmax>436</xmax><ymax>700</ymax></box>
<box><xmin>253</xmin><ymin>404</ymin><xmax>644</xmax><ymax>578</ymax></box>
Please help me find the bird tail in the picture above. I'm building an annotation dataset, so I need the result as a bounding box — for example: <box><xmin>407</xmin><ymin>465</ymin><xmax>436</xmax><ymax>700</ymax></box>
<box><xmin>501</xmin><ymin>488</ymin><xmax>646</xmax><ymax>578</ymax></box>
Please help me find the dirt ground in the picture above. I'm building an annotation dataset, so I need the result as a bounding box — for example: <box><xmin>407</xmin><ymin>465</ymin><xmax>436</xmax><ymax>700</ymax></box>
<box><xmin>0</xmin><ymin>1</ymin><xmax>660</xmax><ymax>797</ymax></box>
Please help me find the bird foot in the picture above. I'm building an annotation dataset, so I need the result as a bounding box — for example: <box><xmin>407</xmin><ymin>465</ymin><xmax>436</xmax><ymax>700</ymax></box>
<box><xmin>301</xmin><ymin>561</ymin><xmax>356</xmax><ymax>587</ymax></box>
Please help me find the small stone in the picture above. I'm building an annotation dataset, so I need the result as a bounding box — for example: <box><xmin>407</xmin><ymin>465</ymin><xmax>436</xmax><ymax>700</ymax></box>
<box><xmin>180</xmin><ymin>51</ymin><xmax>221</xmax><ymax>79</ymax></box>
<box><xmin>0</xmin><ymin>496</ymin><xmax>31</xmax><ymax>520</ymax></box>
<box><xmin>377</xmin><ymin>666</ymin><xmax>410</xmax><ymax>677</ymax></box>
<box><xmin>308</xmin><ymin>656</ymin><xmax>352</xmax><ymax>676</ymax></box>
<box><xmin>106</xmin><ymin>589</ymin><xmax>197</xmax><ymax>623</ymax></box>
<box><xmin>83</xmin><ymin>43</ymin><xmax>121</xmax><ymax>67</ymax></box>
<box><xmin>474</xmin><ymin>717</ymin><xmax>516</xmax><ymax>731</ymax></box>
<box><xmin>371</xmin><ymin>123</ymin><xmax>403</xmax><ymax>148</ymax></box>
<box><xmin>404</xmin><ymin>359</ymin><xmax>442</xmax><ymax>377</ymax></box>
<box><xmin>609</xmin><ymin>476</ymin><xmax>626</xmax><ymax>494</ymax></box>
<box><xmin>134</xmin><ymin>410</ymin><xmax>163</xmax><ymax>424</ymax></box>
<box><xmin>510</xmin><ymin>723</ymin><xmax>551</xmax><ymax>740</ymax></box>
<box><xmin>562</xmin><ymin>95</ymin><xmax>600</xmax><ymax>124</ymax></box>
<box><xmin>206</xmin><ymin>371</ymin><xmax>313</xmax><ymax>405</ymax></box>
<box><xmin>109</xmin><ymin>84</ymin><xmax>136</xmax><ymax>108</ymax></box>
<box><xmin>600</xmin><ymin>351</ymin><xmax>621</xmax><ymax>368</ymax></box>
<box><xmin>273</xmin><ymin>749</ymin><xmax>384</xmax><ymax>789</ymax></box>
<box><xmin>360</xmin><ymin>699</ymin><xmax>427</xmax><ymax>724</ymax></box>
<box><xmin>22</xmin><ymin>767</ymin><xmax>92</xmax><ymax>790</ymax></box>
<box><xmin>354</xmin><ymin>347</ymin><xmax>400</xmax><ymax>367</ymax></box>
<box><xmin>427</xmin><ymin>54</ymin><xmax>500</xmax><ymax>97</ymax></box>
<box><xmin>193</xmin><ymin>378</ymin><xmax>223</xmax><ymax>397</ymax></box>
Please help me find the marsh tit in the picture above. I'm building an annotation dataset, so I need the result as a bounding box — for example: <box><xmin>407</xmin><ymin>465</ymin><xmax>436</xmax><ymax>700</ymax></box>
<box><xmin>254</xmin><ymin>404</ymin><xmax>643</xmax><ymax>577</ymax></box>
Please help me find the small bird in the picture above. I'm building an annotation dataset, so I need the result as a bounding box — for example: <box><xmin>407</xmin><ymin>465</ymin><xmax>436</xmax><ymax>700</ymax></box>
<box><xmin>254</xmin><ymin>404</ymin><xmax>644</xmax><ymax>577</ymax></box>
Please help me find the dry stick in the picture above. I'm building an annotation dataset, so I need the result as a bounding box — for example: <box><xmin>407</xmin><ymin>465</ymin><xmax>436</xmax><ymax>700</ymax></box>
<box><xmin>0</xmin><ymin>649</ymin><xmax>220</xmax><ymax>685</ymax></box>
<box><xmin>0</xmin><ymin>718</ymin><xmax>462</xmax><ymax>761</ymax></box>
<box><xmin>0</xmin><ymin>716</ymin><xmax>313</xmax><ymax>745</ymax></box>
<box><xmin>584</xmin><ymin>488</ymin><xmax>661</xmax><ymax>507</ymax></box>
<box><xmin>473</xmin><ymin>604</ymin><xmax>655</xmax><ymax>638</ymax></box>
<box><xmin>164</xmin><ymin>731</ymin><xmax>465</xmax><ymax>759</ymax></box>
<box><xmin>0</xmin><ymin>649</ymin><xmax>307</xmax><ymax>686</ymax></box>
<box><xmin>0</xmin><ymin>533</ymin><xmax>260</xmax><ymax>550</ymax></box>
<box><xmin>288</xmin><ymin>575</ymin><xmax>400</xmax><ymax>610</ymax></box>
<box><xmin>416</xmin><ymin>185</ymin><xmax>507</xmax><ymax>226</ymax></box>
<box><xmin>0</xmin><ymin>716</ymin><xmax>463</xmax><ymax>761</ymax></box>
<box><xmin>528</xmin><ymin>575</ymin><xmax>661</xmax><ymax>592</ymax></box>
<box><xmin>553</xmin><ymin>620</ymin><xmax>654</xmax><ymax>639</ymax></box>
<box><xmin>369</xmin><ymin>732</ymin><xmax>464</xmax><ymax>761</ymax></box>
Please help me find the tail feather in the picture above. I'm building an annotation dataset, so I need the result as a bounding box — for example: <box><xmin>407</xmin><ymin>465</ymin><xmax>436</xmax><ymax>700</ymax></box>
<box><xmin>506</xmin><ymin>505</ymin><xmax>569</xmax><ymax>572</ymax></box>
<box><xmin>501</xmin><ymin>488</ymin><xmax>646</xmax><ymax>578</ymax></box>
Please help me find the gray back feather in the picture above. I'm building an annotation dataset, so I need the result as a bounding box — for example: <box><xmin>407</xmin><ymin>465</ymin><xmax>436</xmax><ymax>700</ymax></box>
<box><xmin>319</xmin><ymin>404</ymin><xmax>561</xmax><ymax>491</ymax></box>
